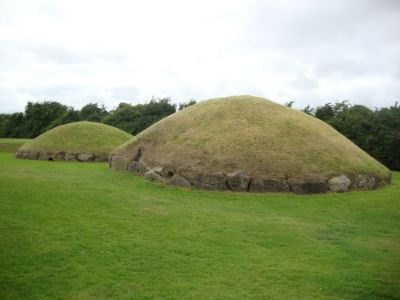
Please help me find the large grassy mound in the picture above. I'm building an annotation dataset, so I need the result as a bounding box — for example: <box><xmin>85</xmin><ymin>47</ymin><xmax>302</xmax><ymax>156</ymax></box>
<box><xmin>110</xmin><ymin>95</ymin><xmax>391</xmax><ymax>193</ymax></box>
<box><xmin>17</xmin><ymin>121</ymin><xmax>132</xmax><ymax>162</ymax></box>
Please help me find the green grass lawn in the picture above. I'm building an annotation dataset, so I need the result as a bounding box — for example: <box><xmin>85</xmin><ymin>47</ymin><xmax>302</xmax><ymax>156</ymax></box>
<box><xmin>0</xmin><ymin>138</ymin><xmax>31</xmax><ymax>153</ymax></box>
<box><xmin>0</xmin><ymin>152</ymin><xmax>399</xmax><ymax>299</ymax></box>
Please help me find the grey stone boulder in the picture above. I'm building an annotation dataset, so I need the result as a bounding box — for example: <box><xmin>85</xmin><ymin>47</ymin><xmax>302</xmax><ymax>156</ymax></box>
<box><xmin>226</xmin><ymin>171</ymin><xmax>250</xmax><ymax>191</ymax></box>
<box><xmin>127</xmin><ymin>161</ymin><xmax>139</xmax><ymax>172</ymax></box>
<box><xmin>28</xmin><ymin>152</ymin><xmax>40</xmax><ymax>159</ymax></box>
<box><xmin>38</xmin><ymin>152</ymin><xmax>52</xmax><ymax>161</ymax></box>
<box><xmin>94</xmin><ymin>153</ymin><xmax>108</xmax><ymax>162</ymax></box>
<box><xmin>289</xmin><ymin>179</ymin><xmax>327</xmax><ymax>194</ymax></box>
<box><xmin>357</xmin><ymin>174</ymin><xmax>377</xmax><ymax>189</ymax></box>
<box><xmin>153</xmin><ymin>166</ymin><xmax>164</xmax><ymax>175</ymax></box>
<box><xmin>110</xmin><ymin>156</ymin><xmax>128</xmax><ymax>170</ymax></box>
<box><xmin>78</xmin><ymin>153</ymin><xmax>94</xmax><ymax>162</ymax></box>
<box><xmin>328</xmin><ymin>175</ymin><xmax>352</xmax><ymax>192</ymax></box>
<box><xmin>250</xmin><ymin>178</ymin><xmax>289</xmax><ymax>192</ymax></box>
<box><xmin>54</xmin><ymin>152</ymin><xmax>65</xmax><ymax>161</ymax></box>
<box><xmin>167</xmin><ymin>174</ymin><xmax>192</xmax><ymax>187</ymax></box>
<box><xmin>15</xmin><ymin>151</ymin><xmax>23</xmax><ymax>159</ymax></box>
<box><xmin>191</xmin><ymin>172</ymin><xmax>228</xmax><ymax>190</ymax></box>
<box><xmin>144</xmin><ymin>169</ymin><xmax>164</xmax><ymax>182</ymax></box>
<box><xmin>137</xmin><ymin>160</ymin><xmax>149</xmax><ymax>174</ymax></box>
<box><xmin>65</xmin><ymin>153</ymin><xmax>77</xmax><ymax>161</ymax></box>
<box><xmin>160</xmin><ymin>166</ymin><xmax>176</xmax><ymax>178</ymax></box>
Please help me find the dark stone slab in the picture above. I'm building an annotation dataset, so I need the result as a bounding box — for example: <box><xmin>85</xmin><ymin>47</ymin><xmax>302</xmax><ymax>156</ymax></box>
<box><xmin>289</xmin><ymin>179</ymin><xmax>327</xmax><ymax>194</ymax></box>
<box><xmin>226</xmin><ymin>171</ymin><xmax>250</xmax><ymax>191</ymax></box>
<box><xmin>356</xmin><ymin>174</ymin><xmax>377</xmax><ymax>189</ymax></box>
<box><xmin>54</xmin><ymin>152</ymin><xmax>66</xmax><ymax>161</ymax></box>
<box><xmin>190</xmin><ymin>172</ymin><xmax>228</xmax><ymax>190</ymax></box>
<box><xmin>144</xmin><ymin>169</ymin><xmax>164</xmax><ymax>182</ymax></box>
<box><xmin>167</xmin><ymin>174</ymin><xmax>192</xmax><ymax>187</ymax></box>
<box><xmin>249</xmin><ymin>178</ymin><xmax>289</xmax><ymax>192</ymax></box>
<box><xmin>110</xmin><ymin>155</ymin><xmax>128</xmax><ymax>170</ymax></box>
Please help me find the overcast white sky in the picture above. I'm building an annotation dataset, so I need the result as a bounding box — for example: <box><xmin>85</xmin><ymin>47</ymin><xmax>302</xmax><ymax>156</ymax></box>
<box><xmin>0</xmin><ymin>0</ymin><xmax>399</xmax><ymax>113</ymax></box>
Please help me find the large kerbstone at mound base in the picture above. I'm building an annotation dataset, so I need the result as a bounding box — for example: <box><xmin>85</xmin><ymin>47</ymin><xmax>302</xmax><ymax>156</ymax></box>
<box><xmin>16</xmin><ymin>121</ymin><xmax>132</xmax><ymax>162</ymax></box>
<box><xmin>109</xmin><ymin>95</ymin><xmax>391</xmax><ymax>193</ymax></box>
<box><xmin>328</xmin><ymin>175</ymin><xmax>352</xmax><ymax>192</ymax></box>
<box><xmin>249</xmin><ymin>178</ymin><xmax>289</xmax><ymax>193</ymax></box>
<box><xmin>167</xmin><ymin>175</ymin><xmax>192</xmax><ymax>187</ymax></box>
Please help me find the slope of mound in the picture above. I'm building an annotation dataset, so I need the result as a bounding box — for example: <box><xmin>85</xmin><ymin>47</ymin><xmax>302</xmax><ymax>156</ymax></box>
<box><xmin>110</xmin><ymin>96</ymin><xmax>391</xmax><ymax>193</ymax></box>
<box><xmin>16</xmin><ymin>121</ymin><xmax>132</xmax><ymax>162</ymax></box>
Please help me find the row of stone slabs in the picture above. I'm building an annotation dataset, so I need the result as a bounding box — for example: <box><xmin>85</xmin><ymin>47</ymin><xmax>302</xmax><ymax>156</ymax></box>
<box><xmin>109</xmin><ymin>156</ymin><xmax>389</xmax><ymax>194</ymax></box>
<box><xmin>15</xmin><ymin>151</ymin><xmax>108</xmax><ymax>162</ymax></box>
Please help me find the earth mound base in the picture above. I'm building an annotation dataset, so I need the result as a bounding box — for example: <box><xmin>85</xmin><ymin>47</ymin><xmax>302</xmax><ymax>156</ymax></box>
<box><xmin>109</xmin><ymin>155</ymin><xmax>391</xmax><ymax>194</ymax></box>
<box><xmin>16</xmin><ymin>150</ymin><xmax>108</xmax><ymax>162</ymax></box>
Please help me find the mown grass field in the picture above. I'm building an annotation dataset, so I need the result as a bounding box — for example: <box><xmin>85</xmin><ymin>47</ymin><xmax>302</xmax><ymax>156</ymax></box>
<box><xmin>0</xmin><ymin>148</ymin><xmax>399</xmax><ymax>299</ymax></box>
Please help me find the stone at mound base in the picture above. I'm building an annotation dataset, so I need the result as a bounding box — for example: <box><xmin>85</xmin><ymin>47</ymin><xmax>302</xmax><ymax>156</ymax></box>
<box><xmin>54</xmin><ymin>152</ymin><xmax>66</xmax><ymax>160</ymax></box>
<box><xmin>226</xmin><ymin>171</ymin><xmax>250</xmax><ymax>191</ymax></box>
<box><xmin>38</xmin><ymin>152</ymin><xmax>52</xmax><ymax>161</ymax></box>
<box><xmin>249</xmin><ymin>178</ymin><xmax>289</xmax><ymax>193</ymax></box>
<box><xmin>328</xmin><ymin>175</ymin><xmax>352</xmax><ymax>192</ymax></box>
<box><xmin>16</xmin><ymin>150</ymin><xmax>109</xmax><ymax>162</ymax></box>
<box><xmin>144</xmin><ymin>169</ymin><xmax>164</xmax><ymax>182</ymax></box>
<box><xmin>357</xmin><ymin>174</ymin><xmax>377</xmax><ymax>189</ymax></box>
<box><xmin>78</xmin><ymin>153</ymin><xmax>94</xmax><ymax>162</ymax></box>
<box><xmin>288</xmin><ymin>179</ymin><xmax>327</xmax><ymax>194</ymax></box>
<box><xmin>167</xmin><ymin>175</ymin><xmax>191</xmax><ymax>187</ymax></box>
<box><xmin>109</xmin><ymin>95</ymin><xmax>391</xmax><ymax>193</ymax></box>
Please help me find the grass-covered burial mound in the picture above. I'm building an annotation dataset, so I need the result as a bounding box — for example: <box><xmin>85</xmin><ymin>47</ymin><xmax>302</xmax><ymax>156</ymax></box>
<box><xmin>110</xmin><ymin>96</ymin><xmax>391</xmax><ymax>193</ymax></box>
<box><xmin>16</xmin><ymin>121</ymin><xmax>132</xmax><ymax>162</ymax></box>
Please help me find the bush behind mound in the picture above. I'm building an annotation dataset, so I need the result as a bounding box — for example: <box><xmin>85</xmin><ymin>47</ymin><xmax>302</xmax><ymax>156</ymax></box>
<box><xmin>16</xmin><ymin>121</ymin><xmax>132</xmax><ymax>162</ymax></box>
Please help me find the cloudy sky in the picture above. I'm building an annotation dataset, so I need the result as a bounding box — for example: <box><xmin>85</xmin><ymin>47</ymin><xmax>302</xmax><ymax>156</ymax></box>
<box><xmin>0</xmin><ymin>0</ymin><xmax>399</xmax><ymax>113</ymax></box>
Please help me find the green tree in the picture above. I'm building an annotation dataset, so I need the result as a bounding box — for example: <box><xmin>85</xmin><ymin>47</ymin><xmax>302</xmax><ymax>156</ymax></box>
<box><xmin>178</xmin><ymin>99</ymin><xmax>197</xmax><ymax>110</ymax></box>
<box><xmin>330</xmin><ymin>104</ymin><xmax>374</xmax><ymax>151</ymax></box>
<box><xmin>79</xmin><ymin>103</ymin><xmax>109</xmax><ymax>121</ymax></box>
<box><xmin>301</xmin><ymin>105</ymin><xmax>314</xmax><ymax>115</ymax></box>
<box><xmin>284</xmin><ymin>101</ymin><xmax>295</xmax><ymax>108</ymax></box>
<box><xmin>103</xmin><ymin>103</ymin><xmax>141</xmax><ymax>134</ymax></box>
<box><xmin>315</xmin><ymin>103</ymin><xmax>335</xmax><ymax>121</ymax></box>
<box><xmin>104</xmin><ymin>98</ymin><xmax>176</xmax><ymax>135</ymax></box>
<box><xmin>22</xmin><ymin>101</ymin><xmax>68</xmax><ymax>138</ymax></box>
<box><xmin>0</xmin><ymin>114</ymin><xmax>9</xmax><ymax>137</ymax></box>
<box><xmin>2</xmin><ymin>113</ymin><xmax>25</xmax><ymax>138</ymax></box>
<box><xmin>47</xmin><ymin>107</ymin><xmax>80</xmax><ymax>129</ymax></box>
<box><xmin>370</xmin><ymin>103</ymin><xmax>400</xmax><ymax>170</ymax></box>
<box><xmin>132</xmin><ymin>97</ymin><xmax>176</xmax><ymax>134</ymax></box>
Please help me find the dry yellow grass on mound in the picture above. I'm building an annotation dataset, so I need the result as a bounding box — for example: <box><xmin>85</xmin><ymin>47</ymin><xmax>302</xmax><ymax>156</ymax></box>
<box><xmin>114</xmin><ymin>95</ymin><xmax>389</xmax><ymax>180</ymax></box>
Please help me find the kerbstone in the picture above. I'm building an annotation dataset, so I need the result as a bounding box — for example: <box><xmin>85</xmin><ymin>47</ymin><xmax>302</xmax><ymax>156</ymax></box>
<box><xmin>328</xmin><ymin>175</ymin><xmax>351</xmax><ymax>192</ymax></box>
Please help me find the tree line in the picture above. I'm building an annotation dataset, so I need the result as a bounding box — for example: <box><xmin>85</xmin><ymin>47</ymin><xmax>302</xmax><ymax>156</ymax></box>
<box><xmin>300</xmin><ymin>101</ymin><xmax>400</xmax><ymax>171</ymax></box>
<box><xmin>0</xmin><ymin>98</ymin><xmax>398</xmax><ymax>170</ymax></box>
<box><xmin>0</xmin><ymin>97</ymin><xmax>196</xmax><ymax>139</ymax></box>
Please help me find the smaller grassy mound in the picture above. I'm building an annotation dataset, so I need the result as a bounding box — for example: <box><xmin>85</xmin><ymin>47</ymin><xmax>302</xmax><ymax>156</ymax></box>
<box><xmin>17</xmin><ymin>122</ymin><xmax>132</xmax><ymax>162</ymax></box>
<box><xmin>0</xmin><ymin>139</ymin><xmax>31</xmax><ymax>153</ymax></box>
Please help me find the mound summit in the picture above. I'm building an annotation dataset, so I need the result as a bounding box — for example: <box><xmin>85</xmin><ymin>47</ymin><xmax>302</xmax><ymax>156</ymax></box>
<box><xmin>16</xmin><ymin>121</ymin><xmax>132</xmax><ymax>162</ymax></box>
<box><xmin>110</xmin><ymin>96</ymin><xmax>391</xmax><ymax>193</ymax></box>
